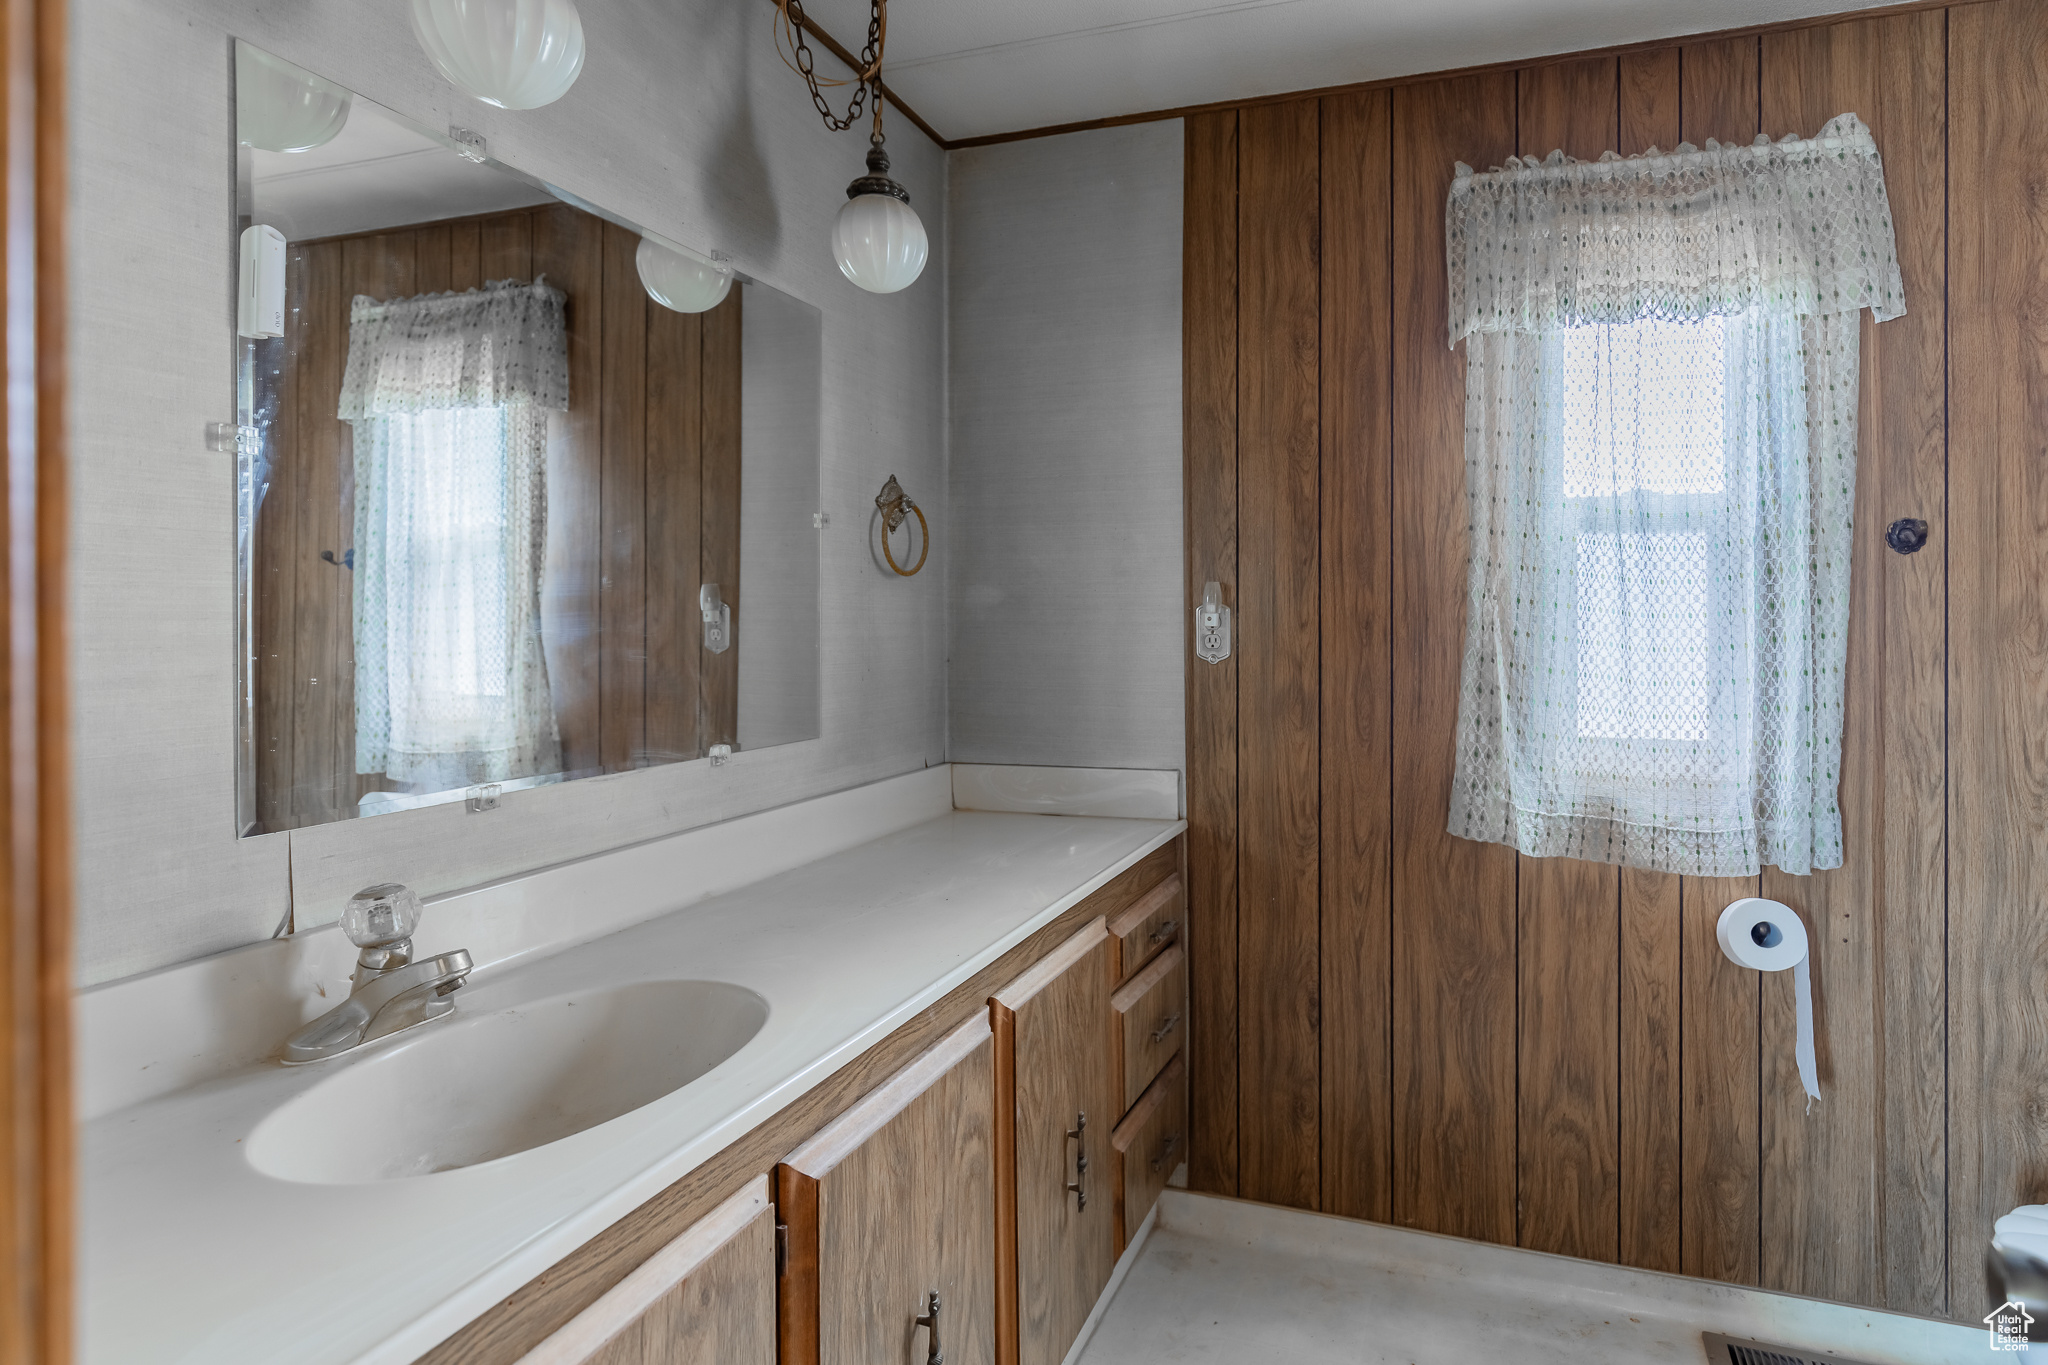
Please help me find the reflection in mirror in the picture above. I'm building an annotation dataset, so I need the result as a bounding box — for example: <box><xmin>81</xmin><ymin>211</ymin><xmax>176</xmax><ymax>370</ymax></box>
<box><xmin>234</xmin><ymin>43</ymin><xmax>821</xmax><ymax>835</ymax></box>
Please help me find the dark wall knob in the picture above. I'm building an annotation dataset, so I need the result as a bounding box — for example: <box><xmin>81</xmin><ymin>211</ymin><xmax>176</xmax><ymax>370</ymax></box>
<box><xmin>1886</xmin><ymin>518</ymin><xmax>1929</xmax><ymax>555</ymax></box>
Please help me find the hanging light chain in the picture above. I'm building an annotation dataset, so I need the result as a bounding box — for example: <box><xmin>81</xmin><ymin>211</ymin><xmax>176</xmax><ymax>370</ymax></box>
<box><xmin>775</xmin><ymin>0</ymin><xmax>887</xmax><ymax>134</ymax></box>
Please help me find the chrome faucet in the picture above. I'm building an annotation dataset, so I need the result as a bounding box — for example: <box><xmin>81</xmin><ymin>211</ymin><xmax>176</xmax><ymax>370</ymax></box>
<box><xmin>282</xmin><ymin>883</ymin><xmax>473</xmax><ymax>1065</ymax></box>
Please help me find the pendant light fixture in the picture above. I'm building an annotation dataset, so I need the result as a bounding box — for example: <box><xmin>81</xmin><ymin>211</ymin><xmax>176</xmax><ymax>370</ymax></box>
<box><xmin>832</xmin><ymin>129</ymin><xmax>927</xmax><ymax>294</ymax></box>
<box><xmin>776</xmin><ymin>0</ymin><xmax>927</xmax><ymax>294</ymax></box>
<box><xmin>636</xmin><ymin>236</ymin><xmax>734</xmax><ymax>314</ymax></box>
<box><xmin>236</xmin><ymin>45</ymin><xmax>352</xmax><ymax>154</ymax></box>
<box><xmin>411</xmin><ymin>0</ymin><xmax>586</xmax><ymax>110</ymax></box>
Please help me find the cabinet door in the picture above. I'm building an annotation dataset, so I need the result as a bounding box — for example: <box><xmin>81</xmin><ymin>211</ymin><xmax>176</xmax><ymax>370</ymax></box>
<box><xmin>777</xmin><ymin>1014</ymin><xmax>996</xmax><ymax>1365</ymax></box>
<box><xmin>515</xmin><ymin>1176</ymin><xmax>775</xmax><ymax>1365</ymax></box>
<box><xmin>991</xmin><ymin>919</ymin><xmax>1116</xmax><ymax>1365</ymax></box>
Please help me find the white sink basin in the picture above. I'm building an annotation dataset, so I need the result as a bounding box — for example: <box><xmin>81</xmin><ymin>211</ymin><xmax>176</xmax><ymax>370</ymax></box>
<box><xmin>246</xmin><ymin>979</ymin><xmax>768</xmax><ymax>1184</ymax></box>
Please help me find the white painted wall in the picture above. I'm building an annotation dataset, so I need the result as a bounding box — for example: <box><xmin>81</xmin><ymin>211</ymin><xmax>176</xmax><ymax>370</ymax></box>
<box><xmin>738</xmin><ymin>280</ymin><xmax>825</xmax><ymax>751</ymax></box>
<box><xmin>944</xmin><ymin>122</ymin><xmax>1186</xmax><ymax>785</ymax></box>
<box><xmin>72</xmin><ymin>0</ymin><xmax>949</xmax><ymax>984</ymax></box>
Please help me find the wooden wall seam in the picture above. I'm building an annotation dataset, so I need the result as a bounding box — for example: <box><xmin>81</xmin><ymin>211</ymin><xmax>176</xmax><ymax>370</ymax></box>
<box><xmin>1317</xmin><ymin>86</ymin><xmax>1394</xmax><ymax>1223</ymax></box>
<box><xmin>1235</xmin><ymin>96</ymin><xmax>1323</xmax><ymax>1212</ymax></box>
<box><xmin>1947</xmin><ymin>0</ymin><xmax>2041</xmax><ymax>1323</ymax></box>
<box><xmin>1387</xmin><ymin>68</ymin><xmax>1517</xmax><ymax>1245</ymax></box>
<box><xmin>5</xmin><ymin>0</ymin><xmax>71</xmax><ymax>1355</ymax></box>
<box><xmin>1512</xmin><ymin>55</ymin><xmax>1624</xmax><ymax>1266</ymax></box>
<box><xmin>1183</xmin><ymin>109</ymin><xmax>1241</xmax><ymax>1198</ymax></box>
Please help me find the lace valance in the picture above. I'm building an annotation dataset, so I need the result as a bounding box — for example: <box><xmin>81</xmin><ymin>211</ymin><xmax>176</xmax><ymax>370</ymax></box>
<box><xmin>337</xmin><ymin>277</ymin><xmax>568</xmax><ymax>417</ymax></box>
<box><xmin>1445</xmin><ymin>113</ymin><xmax>1904</xmax><ymax>345</ymax></box>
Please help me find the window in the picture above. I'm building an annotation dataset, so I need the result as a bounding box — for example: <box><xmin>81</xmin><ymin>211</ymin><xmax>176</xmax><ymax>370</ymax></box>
<box><xmin>338</xmin><ymin>279</ymin><xmax>568</xmax><ymax>793</ymax></box>
<box><xmin>372</xmin><ymin>405</ymin><xmax>516</xmax><ymax>716</ymax></box>
<box><xmin>1442</xmin><ymin>116</ymin><xmax>1904</xmax><ymax>876</ymax></box>
<box><xmin>1556</xmin><ymin>316</ymin><xmax>1727</xmax><ymax>745</ymax></box>
<box><xmin>1559</xmin><ymin>315</ymin><xmax>1726</xmax><ymax>498</ymax></box>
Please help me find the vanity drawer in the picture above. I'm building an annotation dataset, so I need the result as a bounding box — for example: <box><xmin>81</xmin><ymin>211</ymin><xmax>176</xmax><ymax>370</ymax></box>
<box><xmin>1111</xmin><ymin>939</ymin><xmax>1185</xmax><ymax>1111</ymax></box>
<box><xmin>1107</xmin><ymin>871</ymin><xmax>1182</xmax><ymax>985</ymax></box>
<box><xmin>1110</xmin><ymin>1051</ymin><xmax>1186</xmax><ymax>1255</ymax></box>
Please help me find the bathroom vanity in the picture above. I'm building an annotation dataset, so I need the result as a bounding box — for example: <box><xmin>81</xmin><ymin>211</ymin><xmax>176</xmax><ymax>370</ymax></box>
<box><xmin>78</xmin><ymin>767</ymin><xmax>1186</xmax><ymax>1365</ymax></box>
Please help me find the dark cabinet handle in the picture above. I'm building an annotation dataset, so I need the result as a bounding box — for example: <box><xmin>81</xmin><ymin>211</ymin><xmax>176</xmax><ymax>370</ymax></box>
<box><xmin>1886</xmin><ymin>518</ymin><xmax>1929</xmax><ymax>554</ymax></box>
<box><xmin>1147</xmin><ymin>918</ymin><xmax>1180</xmax><ymax>946</ymax></box>
<box><xmin>915</xmin><ymin>1290</ymin><xmax>943</xmax><ymax>1365</ymax></box>
<box><xmin>1149</xmin><ymin>1013</ymin><xmax>1181</xmax><ymax>1045</ymax></box>
<box><xmin>1066</xmin><ymin>1112</ymin><xmax>1089</xmax><ymax>1210</ymax></box>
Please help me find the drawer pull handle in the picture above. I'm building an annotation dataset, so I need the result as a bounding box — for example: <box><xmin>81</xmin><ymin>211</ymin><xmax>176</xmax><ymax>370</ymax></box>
<box><xmin>1147</xmin><ymin>918</ymin><xmax>1180</xmax><ymax>946</ymax></box>
<box><xmin>1151</xmin><ymin>1130</ymin><xmax>1183</xmax><ymax>1175</ymax></box>
<box><xmin>915</xmin><ymin>1290</ymin><xmax>943</xmax><ymax>1365</ymax></box>
<box><xmin>1066</xmin><ymin>1111</ymin><xmax>1089</xmax><ymax>1210</ymax></box>
<box><xmin>1149</xmin><ymin>1012</ymin><xmax>1181</xmax><ymax>1045</ymax></box>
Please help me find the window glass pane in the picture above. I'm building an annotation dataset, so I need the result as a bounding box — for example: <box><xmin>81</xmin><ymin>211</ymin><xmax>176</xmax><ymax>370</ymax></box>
<box><xmin>1574</xmin><ymin>531</ymin><xmax>1712</xmax><ymax>741</ymax></box>
<box><xmin>394</xmin><ymin>405</ymin><xmax>512</xmax><ymax>703</ymax></box>
<box><xmin>1560</xmin><ymin>315</ymin><xmax>1726</xmax><ymax>497</ymax></box>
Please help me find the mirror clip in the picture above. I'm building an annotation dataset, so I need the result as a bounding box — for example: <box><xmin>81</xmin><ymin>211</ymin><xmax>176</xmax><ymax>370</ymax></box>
<box><xmin>207</xmin><ymin>422</ymin><xmax>259</xmax><ymax>456</ymax></box>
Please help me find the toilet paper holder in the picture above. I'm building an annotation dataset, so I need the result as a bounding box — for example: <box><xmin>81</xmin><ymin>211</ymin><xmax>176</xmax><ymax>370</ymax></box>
<box><xmin>1718</xmin><ymin>898</ymin><xmax>1821</xmax><ymax>1109</ymax></box>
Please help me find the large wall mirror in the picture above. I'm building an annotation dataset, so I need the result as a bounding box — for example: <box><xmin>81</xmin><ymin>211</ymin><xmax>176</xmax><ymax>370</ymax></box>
<box><xmin>233</xmin><ymin>42</ymin><xmax>822</xmax><ymax>836</ymax></box>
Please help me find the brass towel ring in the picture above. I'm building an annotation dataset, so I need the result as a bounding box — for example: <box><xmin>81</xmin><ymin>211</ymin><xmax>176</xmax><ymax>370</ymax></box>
<box><xmin>875</xmin><ymin>475</ymin><xmax>929</xmax><ymax>577</ymax></box>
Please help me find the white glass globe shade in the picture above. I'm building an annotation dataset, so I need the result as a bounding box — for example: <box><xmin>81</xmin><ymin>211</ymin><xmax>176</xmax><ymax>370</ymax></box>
<box><xmin>236</xmin><ymin>46</ymin><xmax>352</xmax><ymax>154</ymax></box>
<box><xmin>635</xmin><ymin>237</ymin><xmax>733</xmax><ymax>314</ymax></box>
<box><xmin>410</xmin><ymin>0</ymin><xmax>586</xmax><ymax>111</ymax></box>
<box><xmin>832</xmin><ymin>194</ymin><xmax>928</xmax><ymax>294</ymax></box>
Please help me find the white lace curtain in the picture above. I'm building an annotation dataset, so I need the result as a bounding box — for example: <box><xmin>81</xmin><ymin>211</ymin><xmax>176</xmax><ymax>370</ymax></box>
<box><xmin>1443</xmin><ymin>115</ymin><xmax>1904</xmax><ymax>877</ymax></box>
<box><xmin>338</xmin><ymin>278</ymin><xmax>568</xmax><ymax>791</ymax></box>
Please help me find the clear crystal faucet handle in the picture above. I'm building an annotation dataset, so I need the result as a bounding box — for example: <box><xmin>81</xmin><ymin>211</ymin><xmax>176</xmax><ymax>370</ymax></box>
<box><xmin>341</xmin><ymin>883</ymin><xmax>422</xmax><ymax>950</ymax></box>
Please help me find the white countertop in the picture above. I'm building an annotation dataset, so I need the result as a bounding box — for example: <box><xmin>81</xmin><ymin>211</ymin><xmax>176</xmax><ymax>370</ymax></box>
<box><xmin>81</xmin><ymin>805</ymin><xmax>1181</xmax><ymax>1365</ymax></box>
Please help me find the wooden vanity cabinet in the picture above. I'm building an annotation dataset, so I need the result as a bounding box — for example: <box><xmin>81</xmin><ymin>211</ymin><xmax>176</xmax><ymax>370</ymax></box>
<box><xmin>990</xmin><ymin>919</ymin><xmax>1118</xmax><ymax>1365</ymax></box>
<box><xmin>423</xmin><ymin>837</ymin><xmax>1184</xmax><ymax>1365</ymax></box>
<box><xmin>514</xmin><ymin>1176</ymin><xmax>776</xmax><ymax>1365</ymax></box>
<box><xmin>776</xmin><ymin>1014</ymin><xmax>997</xmax><ymax>1365</ymax></box>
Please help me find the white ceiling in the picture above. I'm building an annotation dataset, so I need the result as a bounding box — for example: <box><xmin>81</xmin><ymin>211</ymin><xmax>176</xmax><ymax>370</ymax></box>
<box><xmin>796</xmin><ymin>0</ymin><xmax>1897</xmax><ymax>143</ymax></box>
<box><xmin>250</xmin><ymin>97</ymin><xmax>551</xmax><ymax>242</ymax></box>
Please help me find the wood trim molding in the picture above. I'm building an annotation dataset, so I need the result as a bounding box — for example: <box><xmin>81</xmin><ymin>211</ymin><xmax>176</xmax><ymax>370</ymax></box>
<box><xmin>1</xmin><ymin>0</ymin><xmax>69</xmax><ymax>1359</ymax></box>
<box><xmin>753</xmin><ymin>0</ymin><xmax>944</xmax><ymax>149</ymax></box>
<box><xmin>990</xmin><ymin>1001</ymin><xmax>1018</xmax><ymax>1365</ymax></box>
<box><xmin>940</xmin><ymin>0</ymin><xmax>1984</xmax><ymax>148</ymax></box>
<box><xmin>772</xmin><ymin>1164</ymin><xmax>820</xmax><ymax>1365</ymax></box>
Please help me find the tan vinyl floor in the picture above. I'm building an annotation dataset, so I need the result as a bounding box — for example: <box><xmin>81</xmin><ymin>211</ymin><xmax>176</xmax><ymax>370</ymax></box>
<box><xmin>1072</xmin><ymin>1191</ymin><xmax>1994</xmax><ymax>1365</ymax></box>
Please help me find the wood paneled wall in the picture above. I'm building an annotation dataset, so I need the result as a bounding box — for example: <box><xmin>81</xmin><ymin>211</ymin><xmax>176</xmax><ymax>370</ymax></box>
<box><xmin>1183</xmin><ymin>0</ymin><xmax>2043</xmax><ymax>1321</ymax></box>
<box><xmin>2</xmin><ymin>0</ymin><xmax>69</xmax><ymax>1359</ymax></box>
<box><xmin>252</xmin><ymin>203</ymin><xmax>741</xmax><ymax>832</ymax></box>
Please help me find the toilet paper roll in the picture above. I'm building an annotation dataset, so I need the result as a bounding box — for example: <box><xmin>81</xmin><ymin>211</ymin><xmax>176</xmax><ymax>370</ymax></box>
<box><xmin>1717</xmin><ymin>897</ymin><xmax>1820</xmax><ymax>1110</ymax></box>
